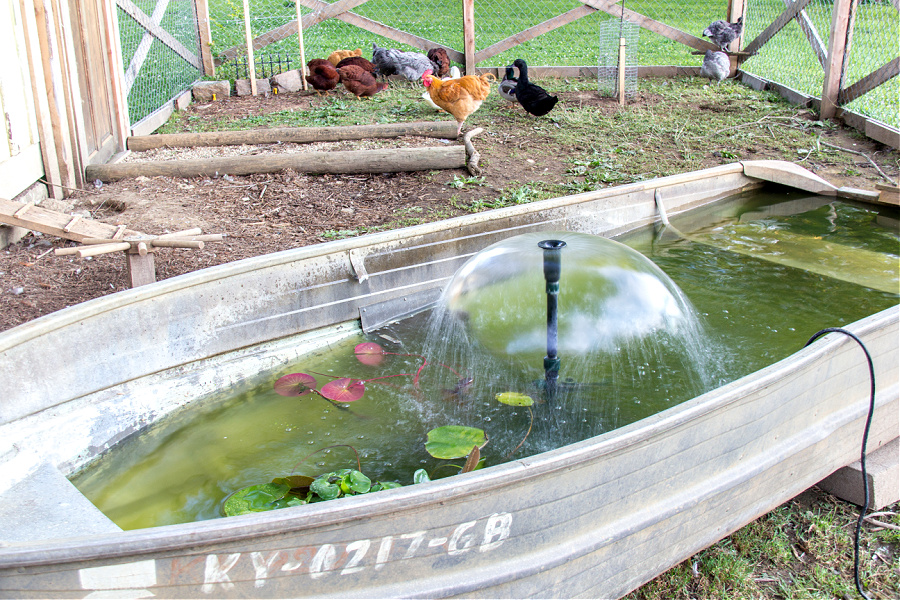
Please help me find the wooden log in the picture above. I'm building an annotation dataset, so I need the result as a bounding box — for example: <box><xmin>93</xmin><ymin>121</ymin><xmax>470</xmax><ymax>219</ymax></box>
<box><xmin>74</xmin><ymin>242</ymin><xmax>132</xmax><ymax>258</ymax></box>
<box><xmin>87</xmin><ymin>145</ymin><xmax>467</xmax><ymax>182</ymax></box>
<box><xmin>127</xmin><ymin>121</ymin><xmax>460</xmax><ymax>151</ymax></box>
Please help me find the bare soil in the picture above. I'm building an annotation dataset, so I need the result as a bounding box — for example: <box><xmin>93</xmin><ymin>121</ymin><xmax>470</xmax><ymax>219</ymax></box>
<box><xmin>1</xmin><ymin>84</ymin><xmax>896</xmax><ymax>332</ymax></box>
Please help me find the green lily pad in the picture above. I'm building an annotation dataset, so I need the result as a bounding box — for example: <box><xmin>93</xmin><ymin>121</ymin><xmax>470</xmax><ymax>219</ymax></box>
<box><xmin>425</xmin><ymin>425</ymin><xmax>487</xmax><ymax>459</ymax></box>
<box><xmin>223</xmin><ymin>482</ymin><xmax>290</xmax><ymax>517</ymax></box>
<box><xmin>495</xmin><ymin>391</ymin><xmax>534</xmax><ymax>406</ymax></box>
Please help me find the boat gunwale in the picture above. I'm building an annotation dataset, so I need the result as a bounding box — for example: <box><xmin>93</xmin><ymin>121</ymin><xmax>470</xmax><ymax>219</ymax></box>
<box><xmin>0</xmin><ymin>304</ymin><xmax>894</xmax><ymax>569</ymax></box>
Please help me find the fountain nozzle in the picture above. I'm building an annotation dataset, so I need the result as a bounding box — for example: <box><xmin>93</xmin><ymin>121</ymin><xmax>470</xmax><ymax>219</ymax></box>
<box><xmin>538</xmin><ymin>240</ymin><xmax>566</xmax><ymax>399</ymax></box>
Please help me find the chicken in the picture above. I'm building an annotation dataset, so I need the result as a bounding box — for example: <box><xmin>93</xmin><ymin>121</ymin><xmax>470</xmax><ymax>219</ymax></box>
<box><xmin>498</xmin><ymin>65</ymin><xmax>518</xmax><ymax>103</ymax></box>
<box><xmin>702</xmin><ymin>17</ymin><xmax>743</xmax><ymax>51</ymax></box>
<box><xmin>305</xmin><ymin>59</ymin><xmax>340</xmax><ymax>94</ymax></box>
<box><xmin>512</xmin><ymin>59</ymin><xmax>558</xmax><ymax>117</ymax></box>
<box><xmin>338</xmin><ymin>64</ymin><xmax>388</xmax><ymax>98</ymax></box>
<box><xmin>372</xmin><ymin>42</ymin><xmax>434</xmax><ymax>81</ymax></box>
<box><xmin>335</xmin><ymin>55</ymin><xmax>378</xmax><ymax>76</ymax></box>
<box><xmin>422</xmin><ymin>69</ymin><xmax>494</xmax><ymax>136</ymax></box>
<box><xmin>327</xmin><ymin>48</ymin><xmax>362</xmax><ymax>66</ymax></box>
<box><xmin>700</xmin><ymin>50</ymin><xmax>730</xmax><ymax>82</ymax></box>
<box><xmin>422</xmin><ymin>66</ymin><xmax>460</xmax><ymax>110</ymax></box>
<box><xmin>427</xmin><ymin>47</ymin><xmax>451</xmax><ymax>77</ymax></box>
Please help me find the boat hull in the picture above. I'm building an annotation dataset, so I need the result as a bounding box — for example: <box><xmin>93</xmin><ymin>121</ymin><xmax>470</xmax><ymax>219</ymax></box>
<box><xmin>0</xmin><ymin>161</ymin><xmax>896</xmax><ymax>598</ymax></box>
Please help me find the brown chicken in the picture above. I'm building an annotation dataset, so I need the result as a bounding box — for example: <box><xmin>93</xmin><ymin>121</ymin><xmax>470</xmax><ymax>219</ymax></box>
<box><xmin>305</xmin><ymin>59</ymin><xmax>340</xmax><ymax>94</ymax></box>
<box><xmin>422</xmin><ymin>70</ymin><xmax>494</xmax><ymax>136</ymax></box>
<box><xmin>338</xmin><ymin>65</ymin><xmax>388</xmax><ymax>99</ymax></box>
<box><xmin>427</xmin><ymin>47</ymin><xmax>450</xmax><ymax>77</ymax></box>
<box><xmin>335</xmin><ymin>55</ymin><xmax>377</xmax><ymax>76</ymax></box>
<box><xmin>327</xmin><ymin>48</ymin><xmax>362</xmax><ymax>66</ymax></box>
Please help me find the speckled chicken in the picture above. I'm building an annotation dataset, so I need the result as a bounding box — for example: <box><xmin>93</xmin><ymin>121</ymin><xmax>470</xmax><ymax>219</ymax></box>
<box><xmin>700</xmin><ymin>50</ymin><xmax>730</xmax><ymax>82</ymax></box>
<box><xmin>372</xmin><ymin>42</ymin><xmax>434</xmax><ymax>81</ymax></box>
<box><xmin>703</xmin><ymin>17</ymin><xmax>743</xmax><ymax>51</ymax></box>
<box><xmin>305</xmin><ymin>59</ymin><xmax>340</xmax><ymax>94</ymax></box>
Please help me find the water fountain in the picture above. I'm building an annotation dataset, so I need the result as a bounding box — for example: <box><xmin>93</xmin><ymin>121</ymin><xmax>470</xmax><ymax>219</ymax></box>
<box><xmin>0</xmin><ymin>162</ymin><xmax>896</xmax><ymax>599</ymax></box>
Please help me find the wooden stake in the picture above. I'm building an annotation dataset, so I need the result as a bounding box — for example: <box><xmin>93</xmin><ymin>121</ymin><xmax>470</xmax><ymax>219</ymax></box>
<box><xmin>294</xmin><ymin>0</ymin><xmax>307</xmax><ymax>90</ymax></box>
<box><xmin>618</xmin><ymin>36</ymin><xmax>626</xmax><ymax>106</ymax></box>
<box><xmin>242</xmin><ymin>0</ymin><xmax>258</xmax><ymax>96</ymax></box>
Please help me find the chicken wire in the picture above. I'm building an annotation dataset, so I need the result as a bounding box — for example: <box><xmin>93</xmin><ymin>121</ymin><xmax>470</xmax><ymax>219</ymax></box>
<box><xmin>117</xmin><ymin>2</ymin><xmax>203</xmax><ymax>127</ymax></box>
<box><xmin>597</xmin><ymin>20</ymin><xmax>639</xmax><ymax>100</ymax></box>
<box><xmin>741</xmin><ymin>0</ymin><xmax>899</xmax><ymax>129</ymax></box>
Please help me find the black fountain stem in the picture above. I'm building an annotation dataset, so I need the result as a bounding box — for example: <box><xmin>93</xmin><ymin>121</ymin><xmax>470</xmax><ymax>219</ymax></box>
<box><xmin>538</xmin><ymin>239</ymin><xmax>566</xmax><ymax>400</ymax></box>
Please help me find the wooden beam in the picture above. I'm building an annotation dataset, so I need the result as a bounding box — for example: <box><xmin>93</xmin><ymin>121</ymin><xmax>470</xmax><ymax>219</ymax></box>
<box><xmin>821</xmin><ymin>0</ymin><xmax>855</xmax><ymax>119</ymax></box>
<box><xmin>784</xmin><ymin>0</ymin><xmax>827</xmax><ymax>67</ymax></box>
<box><xmin>86</xmin><ymin>146</ymin><xmax>468</xmax><ymax>181</ymax></box>
<box><xmin>123</xmin><ymin>0</ymin><xmax>172</xmax><ymax>94</ymax></box>
<box><xmin>743</xmin><ymin>0</ymin><xmax>814</xmax><ymax>57</ymax></box>
<box><xmin>839</xmin><ymin>57</ymin><xmax>900</xmax><ymax>105</ymax></box>
<box><xmin>463</xmin><ymin>0</ymin><xmax>475</xmax><ymax>73</ymax></box>
<box><xmin>475</xmin><ymin>6</ymin><xmax>594</xmax><ymax>65</ymax></box>
<box><xmin>241</xmin><ymin>0</ymin><xmax>257</xmax><ymax>96</ymax></box>
<box><xmin>127</xmin><ymin>121</ymin><xmax>460</xmax><ymax>151</ymax></box>
<box><xmin>582</xmin><ymin>0</ymin><xmax>719</xmax><ymax>53</ymax></box>
<box><xmin>194</xmin><ymin>0</ymin><xmax>216</xmax><ymax>77</ymax></box>
<box><xmin>0</xmin><ymin>197</ymin><xmax>141</xmax><ymax>241</ymax></box>
<box><xmin>116</xmin><ymin>0</ymin><xmax>202</xmax><ymax>70</ymax></box>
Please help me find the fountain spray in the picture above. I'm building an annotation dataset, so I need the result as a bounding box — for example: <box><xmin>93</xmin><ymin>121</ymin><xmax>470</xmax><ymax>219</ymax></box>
<box><xmin>538</xmin><ymin>240</ymin><xmax>566</xmax><ymax>399</ymax></box>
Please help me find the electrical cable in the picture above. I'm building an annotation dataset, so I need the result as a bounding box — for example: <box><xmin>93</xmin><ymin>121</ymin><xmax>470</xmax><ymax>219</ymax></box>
<box><xmin>804</xmin><ymin>327</ymin><xmax>875</xmax><ymax>600</ymax></box>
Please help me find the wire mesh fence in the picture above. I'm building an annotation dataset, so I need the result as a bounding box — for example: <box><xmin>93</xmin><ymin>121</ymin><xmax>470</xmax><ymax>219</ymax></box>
<box><xmin>117</xmin><ymin>1</ymin><xmax>203</xmax><ymax>126</ymax></box>
<box><xmin>120</xmin><ymin>0</ymin><xmax>897</xmax><ymax>132</ymax></box>
<box><xmin>741</xmin><ymin>0</ymin><xmax>898</xmax><ymax>129</ymax></box>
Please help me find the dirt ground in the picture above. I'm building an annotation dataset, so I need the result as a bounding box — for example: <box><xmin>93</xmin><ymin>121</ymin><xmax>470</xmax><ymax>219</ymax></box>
<box><xmin>0</xmin><ymin>85</ymin><xmax>896</xmax><ymax>332</ymax></box>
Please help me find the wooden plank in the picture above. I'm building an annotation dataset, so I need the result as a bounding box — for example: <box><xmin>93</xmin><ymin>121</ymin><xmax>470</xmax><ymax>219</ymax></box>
<box><xmin>743</xmin><ymin>0</ymin><xmax>814</xmax><ymax>57</ymax></box>
<box><xmin>784</xmin><ymin>0</ymin><xmax>827</xmax><ymax>67</ymax></box>
<box><xmin>463</xmin><ymin>0</ymin><xmax>475</xmax><ymax>73</ymax></box>
<box><xmin>86</xmin><ymin>146</ymin><xmax>467</xmax><ymax>181</ymax></box>
<box><xmin>475</xmin><ymin>6</ymin><xmax>594</xmax><ymax>65</ymax></box>
<box><xmin>115</xmin><ymin>0</ymin><xmax>202</xmax><ymax>70</ymax></box>
<box><xmin>582</xmin><ymin>0</ymin><xmax>719</xmax><ymax>53</ymax></box>
<box><xmin>0</xmin><ymin>197</ymin><xmax>141</xmax><ymax>241</ymax></box>
<box><xmin>194</xmin><ymin>0</ymin><xmax>216</xmax><ymax>77</ymax></box>
<box><xmin>821</xmin><ymin>0</ymin><xmax>854</xmax><ymax>119</ymax></box>
<box><xmin>127</xmin><ymin>121</ymin><xmax>460</xmax><ymax>150</ymax></box>
<box><xmin>839</xmin><ymin>57</ymin><xmax>900</xmax><ymax>105</ymax></box>
<box><xmin>123</xmin><ymin>0</ymin><xmax>172</xmax><ymax>94</ymax></box>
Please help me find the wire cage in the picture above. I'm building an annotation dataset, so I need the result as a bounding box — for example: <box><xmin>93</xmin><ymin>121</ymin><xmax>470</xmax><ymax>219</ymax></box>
<box><xmin>598</xmin><ymin>19</ymin><xmax>639</xmax><ymax>100</ymax></box>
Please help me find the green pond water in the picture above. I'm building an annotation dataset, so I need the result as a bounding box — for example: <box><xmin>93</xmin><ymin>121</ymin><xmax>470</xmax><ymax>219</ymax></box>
<box><xmin>72</xmin><ymin>191</ymin><xmax>899</xmax><ymax>530</ymax></box>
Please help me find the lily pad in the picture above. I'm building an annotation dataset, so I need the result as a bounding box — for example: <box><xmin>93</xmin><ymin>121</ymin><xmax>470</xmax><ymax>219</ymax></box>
<box><xmin>354</xmin><ymin>342</ymin><xmax>385</xmax><ymax>366</ymax></box>
<box><xmin>425</xmin><ymin>425</ymin><xmax>487</xmax><ymax>459</ymax></box>
<box><xmin>273</xmin><ymin>373</ymin><xmax>317</xmax><ymax>397</ymax></box>
<box><xmin>223</xmin><ymin>482</ymin><xmax>291</xmax><ymax>516</ymax></box>
<box><xmin>320</xmin><ymin>378</ymin><xmax>366</xmax><ymax>402</ymax></box>
<box><xmin>495</xmin><ymin>391</ymin><xmax>534</xmax><ymax>406</ymax></box>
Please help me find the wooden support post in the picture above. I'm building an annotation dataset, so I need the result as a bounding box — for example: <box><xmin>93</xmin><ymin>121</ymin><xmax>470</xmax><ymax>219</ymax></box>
<box><xmin>463</xmin><ymin>0</ymin><xmax>475</xmax><ymax>74</ymax></box>
<box><xmin>617</xmin><ymin>37</ymin><xmax>626</xmax><ymax>106</ymax></box>
<box><xmin>127</xmin><ymin>251</ymin><xmax>157</xmax><ymax>287</ymax></box>
<box><xmin>195</xmin><ymin>0</ymin><xmax>216</xmax><ymax>77</ymax></box>
<box><xmin>294</xmin><ymin>0</ymin><xmax>307</xmax><ymax>90</ymax></box>
<box><xmin>242</xmin><ymin>0</ymin><xmax>258</xmax><ymax>95</ymax></box>
<box><xmin>821</xmin><ymin>0</ymin><xmax>855</xmax><ymax>120</ymax></box>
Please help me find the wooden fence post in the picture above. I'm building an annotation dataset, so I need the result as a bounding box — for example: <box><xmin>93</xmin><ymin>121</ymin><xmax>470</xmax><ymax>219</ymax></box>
<box><xmin>463</xmin><ymin>0</ymin><xmax>475</xmax><ymax>74</ymax></box>
<box><xmin>821</xmin><ymin>0</ymin><xmax>855</xmax><ymax>119</ymax></box>
<box><xmin>195</xmin><ymin>0</ymin><xmax>216</xmax><ymax>77</ymax></box>
<box><xmin>242</xmin><ymin>0</ymin><xmax>258</xmax><ymax>95</ymax></box>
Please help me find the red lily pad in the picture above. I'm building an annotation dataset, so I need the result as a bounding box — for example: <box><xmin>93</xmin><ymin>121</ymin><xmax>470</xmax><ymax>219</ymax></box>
<box><xmin>273</xmin><ymin>373</ymin><xmax>317</xmax><ymax>397</ymax></box>
<box><xmin>320</xmin><ymin>378</ymin><xmax>366</xmax><ymax>402</ymax></box>
<box><xmin>354</xmin><ymin>342</ymin><xmax>385</xmax><ymax>366</ymax></box>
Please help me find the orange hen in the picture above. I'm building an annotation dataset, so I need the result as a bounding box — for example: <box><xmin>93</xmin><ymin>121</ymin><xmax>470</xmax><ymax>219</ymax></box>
<box><xmin>422</xmin><ymin>71</ymin><xmax>494</xmax><ymax>137</ymax></box>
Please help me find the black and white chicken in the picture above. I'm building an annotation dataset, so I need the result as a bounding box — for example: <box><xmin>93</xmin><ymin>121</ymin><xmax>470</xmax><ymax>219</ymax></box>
<box><xmin>512</xmin><ymin>59</ymin><xmax>558</xmax><ymax>117</ymax></box>
<box><xmin>702</xmin><ymin>16</ymin><xmax>743</xmax><ymax>51</ymax></box>
<box><xmin>700</xmin><ymin>50</ymin><xmax>730</xmax><ymax>82</ymax></box>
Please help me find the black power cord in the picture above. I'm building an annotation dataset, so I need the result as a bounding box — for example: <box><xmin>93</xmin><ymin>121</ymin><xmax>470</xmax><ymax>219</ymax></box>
<box><xmin>804</xmin><ymin>328</ymin><xmax>875</xmax><ymax>600</ymax></box>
